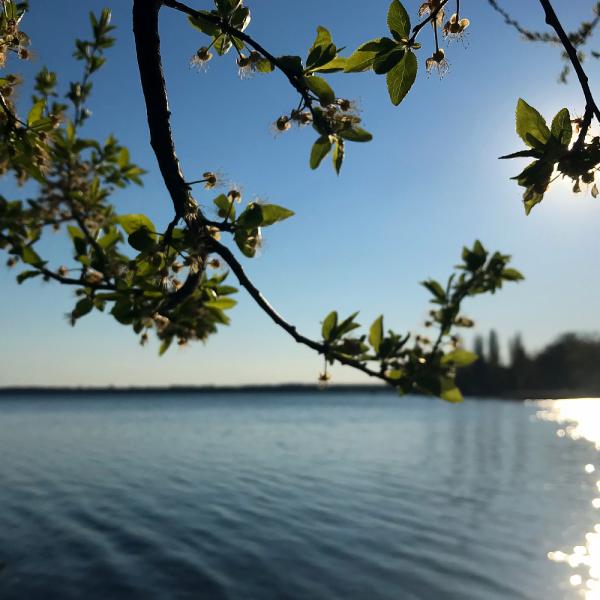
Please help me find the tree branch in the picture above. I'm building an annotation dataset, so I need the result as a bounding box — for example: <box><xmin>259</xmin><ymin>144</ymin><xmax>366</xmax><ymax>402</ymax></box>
<box><xmin>409</xmin><ymin>0</ymin><xmax>450</xmax><ymax>45</ymax></box>
<box><xmin>132</xmin><ymin>0</ymin><xmax>194</xmax><ymax>219</ymax></box>
<box><xmin>131</xmin><ymin>0</ymin><xmax>397</xmax><ymax>385</ymax></box>
<box><xmin>162</xmin><ymin>0</ymin><xmax>315</xmax><ymax>110</ymax></box>
<box><xmin>208</xmin><ymin>238</ymin><xmax>394</xmax><ymax>384</ymax></box>
<box><xmin>538</xmin><ymin>0</ymin><xmax>600</xmax><ymax>147</ymax></box>
<box><xmin>36</xmin><ymin>266</ymin><xmax>121</xmax><ymax>291</ymax></box>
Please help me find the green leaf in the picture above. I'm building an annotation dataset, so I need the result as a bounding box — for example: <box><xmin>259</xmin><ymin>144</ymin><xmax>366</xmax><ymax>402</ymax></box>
<box><xmin>440</xmin><ymin>378</ymin><xmax>464</xmax><ymax>403</ymax></box>
<box><xmin>387</xmin><ymin>0</ymin><xmax>411</xmax><ymax>40</ymax></box>
<box><xmin>336</xmin><ymin>312</ymin><xmax>360</xmax><ymax>337</ymax></box>
<box><xmin>277</xmin><ymin>55</ymin><xmax>304</xmax><ymax>76</ymax></box>
<box><xmin>233</xmin><ymin>228</ymin><xmax>260</xmax><ymax>258</ymax></box>
<box><xmin>214</xmin><ymin>194</ymin><xmax>236</xmax><ymax>220</ymax></box>
<box><xmin>344</xmin><ymin>38</ymin><xmax>396</xmax><ymax>73</ymax></box>
<box><xmin>461</xmin><ymin>240</ymin><xmax>488</xmax><ymax>270</ymax></box>
<box><xmin>21</xmin><ymin>246</ymin><xmax>43</xmax><ymax>267</ymax></box>
<box><xmin>322</xmin><ymin>311</ymin><xmax>338</xmax><ymax>341</ymax></box>
<box><xmin>310</xmin><ymin>136</ymin><xmax>332</xmax><ymax>169</ymax></box>
<box><xmin>369</xmin><ymin>315</ymin><xmax>384</xmax><ymax>353</ymax></box>
<box><xmin>213</xmin><ymin>34</ymin><xmax>232</xmax><ymax>56</ymax></box>
<box><xmin>117</xmin><ymin>147</ymin><xmax>130</xmax><ymax>169</ymax></box>
<box><xmin>550</xmin><ymin>108</ymin><xmax>572</xmax><ymax>147</ymax></box>
<box><xmin>332</xmin><ymin>138</ymin><xmax>344</xmax><ymax>174</ymax></box>
<box><xmin>523</xmin><ymin>189</ymin><xmax>544</xmax><ymax>215</ymax></box>
<box><xmin>68</xmin><ymin>226</ymin><xmax>85</xmax><ymax>240</ymax></box>
<box><xmin>72</xmin><ymin>298</ymin><xmax>94</xmax><ymax>319</ymax></box>
<box><xmin>310</xmin><ymin>26</ymin><xmax>333</xmax><ymax>51</ymax></box>
<box><xmin>30</xmin><ymin>117</ymin><xmax>55</xmax><ymax>133</ymax></box>
<box><xmin>512</xmin><ymin>159</ymin><xmax>554</xmax><ymax>214</ymax></box>
<box><xmin>16</xmin><ymin>270</ymin><xmax>42</xmax><ymax>284</ymax></box>
<box><xmin>339</xmin><ymin>127</ymin><xmax>373</xmax><ymax>143</ymax></box>
<box><xmin>215</xmin><ymin>0</ymin><xmax>242</xmax><ymax>16</ymax></box>
<box><xmin>441</xmin><ymin>349</ymin><xmax>478</xmax><ymax>367</ymax></box>
<box><xmin>386</xmin><ymin>50</ymin><xmax>417</xmax><ymax>106</ymax></box>
<box><xmin>4</xmin><ymin>1</ymin><xmax>17</xmax><ymax>19</ymax></box>
<box><xmin>373</xmin><ymin>48</ymin><xmax>405</xmax><ymax>74</ymax></box>
<box><xmin>117</xmin><ymin>214</ymin><xmax>156</xmax><ymax>236</ymax></box>
<box><xmin>304</xmin><ymin>75</ymin><xmax>336</xmax><ymax>105</ymax></box>
<box><xmin>306</xmin><ymin>27</ymin><xmax>336</xmax><ymax>70</ymax></box>
<box><xmin>128</xmin><ymin>228</ymin><xmax>155</xmax><ymax>252</ymax></box>
<box><xmin>422</xmin><ymin>279</ymin><xmax>446</xmax><ymax>302</ymax></box>
<box><xmin>499</xmin><ymin>150</ymin><xmax>542</xmax><ymax>160</ymax></box>
<box><xmin>187</xmin><ymin>12</ymin><xmax>220</xmax><ymax>37</ymax></box>
<box><xmin>312</xmin><ymin>57</ymin><xmax>347</xmax><ymax>73</ymax></box>
<box><xmin>159</xmin><ymin>338</ymin><xmax>172</xmax><ymax>356</ymax></box>
<box><xmin>111</xmin><ymin>301</ymin><xmax>134</xmax><ymax>325</ymax></box>
<box><xmin>230</xmin><ymin>6</ymin><xmax>251</xmax><ymax>31</ymax></box>
<box><xmin>235</xmin><ymin>203</ymin><xmax>263</xmax><ymax>229</ymax></box>
<box><xmin>516</xmin><ymin>99</ymin><xmax>551</xmax><ymax>149</ymax></box>
<box><xmin>98</xmin><ymin>229</ymin><xmax>121</xmax><ymax>249</ymax></box>
<box><xmin>27</xmin><ymin>100</ymin><xmax>45</xmax><ymax>126</ymax></box>
<box><xmin>259</xmin><ymin>204</ymin><xmax>295</xmax><ymax>226</ymax></box>
<box><xmin>386</xmin><ymin>369</ymin><xmax>405</xmax><ymax>380</ymax></box>
<box><xmin>215</xmin><ymin>285</ymin><xmax>238</xmax><ymax>295</ymax></box>
<box><xmin>255</xmin><ymin>59</ymin><xmax>274</xmax><ymax>73</ymax></box>
<box><xmin>205</xmin><ymin>297</ymin><xmax>238</xmax><ymax>310</ymax></box>
<box><xmin>501</xmin><ymin>268</ymin><xmax>524</xmax><ymax>281</ymax></box>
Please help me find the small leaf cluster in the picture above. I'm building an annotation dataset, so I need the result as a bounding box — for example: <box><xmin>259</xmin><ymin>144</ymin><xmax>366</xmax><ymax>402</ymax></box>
<box><xmin>188</xmin><ymin>0</ymin><xmax>252</xmax><ymax>58</ymax></box>
<box><xmin>318</xmin><ymin>241</ymin><xmax>523</xmax><ymax>402</ymax></box>
<box><xmin>187</xmin><ymin>3</ymin><xmax>372</xmax><ymax>174</ymax></box>
<box><xmin>345</xmin><ymin>1</ymin><xmax>418</xmax><ymax>106</ymax></box>
<box><xmin>270</xmin><ymin>26</ymin><xmax>374</xmax><ymax>175</ymax></box>
<box><xmin>184</xmin><ymin>0</ymin><xmax>470</xmax><ymax>174</ymax></box>
<box><xmin>0</xmin><ymin>0</ymin><xmax>29</xmax><ymax>68</ymax></box>
<box><xmin>188</xmin><ymin>0</ymin><xmax>273</xmax><ymax>77</ymax></box>
<box><xmin>0</xmin><ymin>10</ymin><xmax>240</xmax><ymax>353</ymax></box>
<box><xmin>502</xmin><ymin>98</ymin><xmax>600</xmax><ymax>213</ymax></box>
<box><xmin>211</xmin><ymin>191</ymin><xmax>294</xmax><ymax>258</ymax></box>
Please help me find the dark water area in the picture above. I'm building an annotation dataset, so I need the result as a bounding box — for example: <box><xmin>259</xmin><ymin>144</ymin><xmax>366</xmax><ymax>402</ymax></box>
<box><xmin>1</xmin><ymin>393</ymin><xmax>599</xmax><ymax>599</ymax></box>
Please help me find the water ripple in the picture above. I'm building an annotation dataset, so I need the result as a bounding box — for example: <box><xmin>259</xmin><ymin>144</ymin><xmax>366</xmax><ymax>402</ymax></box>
<box><xmin>0</xmin><ymin>394</ymin><xmax>596</xmax><ymax>599</ymax></box>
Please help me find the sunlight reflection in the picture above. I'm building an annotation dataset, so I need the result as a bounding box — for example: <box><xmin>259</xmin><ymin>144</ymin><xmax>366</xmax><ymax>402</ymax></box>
<box><xmin>537</xmin><ymin>399</ymin><xmax>600</xmax><ymax>599</ymax></box>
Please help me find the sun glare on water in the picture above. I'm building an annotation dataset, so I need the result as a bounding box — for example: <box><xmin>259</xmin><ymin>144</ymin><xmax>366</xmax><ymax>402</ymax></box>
<box><xmin>537</xmin><ymin>399</ymin><xmax>600</xmax><ymax>599</ymax></box>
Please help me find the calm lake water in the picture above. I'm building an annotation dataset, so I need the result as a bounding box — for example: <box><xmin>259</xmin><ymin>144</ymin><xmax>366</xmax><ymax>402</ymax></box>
<box><xmin>1</xmin><ymin>393</ymin><xmax>600</xmax><ymax>599</ymax></box>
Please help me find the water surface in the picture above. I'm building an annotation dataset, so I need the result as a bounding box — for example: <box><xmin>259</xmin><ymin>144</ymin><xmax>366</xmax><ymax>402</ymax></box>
<box><xmin>1</xmin><ymin>393</ymin><xmax>599</xmax><ymax>599</ymax></box>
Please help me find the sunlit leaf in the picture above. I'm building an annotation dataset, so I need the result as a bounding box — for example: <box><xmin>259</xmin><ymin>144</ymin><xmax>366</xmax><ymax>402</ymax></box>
<box><xmin>369</xmin><ymin>315</ymin><xmax>384</xmax><ymax>353</ymax></box>
<box><xmin>387</xmin><ymin>0</ymin><xmax>411</xmax><ymax>40</ymax></box>
<box><xmin>386</xmin><ymin>50</ymin><xmax>417</xmax><ymax>106</ymax></box>
<box><xmin>310</xmin><ymin>136</ymin><xmax>332</xmax><ymax>169</ymax></box>
<box><xmin>516</xmin><ymin>99</ymin><xmax>551</xmax><ymax>149</ymax></box>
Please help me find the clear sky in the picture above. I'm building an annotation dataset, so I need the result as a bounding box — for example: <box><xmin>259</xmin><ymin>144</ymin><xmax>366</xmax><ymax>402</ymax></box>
<box><xmin>0</xmin><ymin>0</ymin><xmax>599</xmax><ymax>386</ymax></box>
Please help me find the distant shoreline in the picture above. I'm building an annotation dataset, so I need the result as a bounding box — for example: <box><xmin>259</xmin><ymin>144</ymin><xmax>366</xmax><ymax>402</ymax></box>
<box><xmin>0</xmin><ymin>384</ymin><xmax>597</xmax><ymax>400</ymax></box>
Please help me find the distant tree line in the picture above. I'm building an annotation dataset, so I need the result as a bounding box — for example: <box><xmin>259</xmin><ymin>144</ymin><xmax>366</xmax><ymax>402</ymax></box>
<box><xmin>457</xmin><ymin>331</ymin><xmax>600</xmax><ymax>397</ymax></box>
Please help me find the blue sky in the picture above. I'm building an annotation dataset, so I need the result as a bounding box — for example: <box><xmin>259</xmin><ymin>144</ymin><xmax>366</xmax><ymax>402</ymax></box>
<box><xmin>1</xmin><ymin>0</ymin><xmax>599</xmax><ymax>386</ymax></box>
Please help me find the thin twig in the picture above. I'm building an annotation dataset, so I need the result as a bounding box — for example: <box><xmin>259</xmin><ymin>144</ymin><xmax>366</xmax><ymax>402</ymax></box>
<box><xmin>36</xmin><ymin>266</ymin><xmax>119</xmax><ymax>291</ymax></box>
<box><xmin>209</xmin><ymin>238</ymin><xmax>394</xmax><ymax>384</ymax></box>
<box><xmin>162</xmin><ymin>0</ymin><xmax>315</xmax><ymax>111</ymax></box>
<box><xmin>409</xmin><ymin>0</ymin><xmax>450</xmax><ymax>45</ymax></box>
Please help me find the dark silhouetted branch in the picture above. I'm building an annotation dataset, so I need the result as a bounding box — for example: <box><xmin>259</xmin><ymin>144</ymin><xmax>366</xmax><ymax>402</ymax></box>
<box><xmin>409</xmin><ymin>0</ymin><xmax>450</xmax><ymax>44</ymax></box>
<box><xmin>538</xmin><ymin>0</ymin><xmax>600</xmax><ymax>147</ymax></box>
<box><xmin>131</xmin><ymin>1</ymin><xmax>411</xmax><ymax>385</ymax></box>
<box><xmin>209</xmin><ymin>238</ymin><xmax>394</xmax><ymax>384</ymax></box>
<box><xmin>132</xmin><ymin>0</ymin><xmax>193</xmax><ymax>219</ymax></box>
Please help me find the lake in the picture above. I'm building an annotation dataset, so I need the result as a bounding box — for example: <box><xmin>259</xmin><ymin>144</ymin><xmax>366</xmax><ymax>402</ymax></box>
<box><xmin>1</xmin><ymin>393</ymin><xmax>599</xmax><ymax>599</ymax></box>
